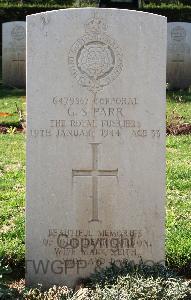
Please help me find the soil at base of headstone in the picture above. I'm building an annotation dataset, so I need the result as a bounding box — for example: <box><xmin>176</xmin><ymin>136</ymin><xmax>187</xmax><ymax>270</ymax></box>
<box><xmin>166</xmin><ymin>123</ymin><xmax>191</xmax><ymax>135</ymax></box>
<box><xmin>0</xmin><ymin>124</ymin><xmax>24</xmax><ymax>134</ymax></box>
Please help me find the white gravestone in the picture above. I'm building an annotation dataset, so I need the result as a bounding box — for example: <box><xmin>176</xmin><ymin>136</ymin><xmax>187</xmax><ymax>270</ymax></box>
<box><xmin>26</xmin><ymin>8</ymin><xmax>166</xmax><ymax>288</ymax></box>
<box><xmin>167</xmin><ymin>22</ymin><xmax>191</xmax><ymax>90</ymax></box>
<box><xmin>2</xmin><ymin>21</ymin><xmax>26</xmax><ymax>88</ymax></box>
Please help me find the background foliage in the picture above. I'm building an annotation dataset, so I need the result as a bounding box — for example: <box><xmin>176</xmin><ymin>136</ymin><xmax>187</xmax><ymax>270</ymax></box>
<box><xmin>0</xmin><ymin>0</ymin><xmax>191</xmax><ymax>297</ymax></box>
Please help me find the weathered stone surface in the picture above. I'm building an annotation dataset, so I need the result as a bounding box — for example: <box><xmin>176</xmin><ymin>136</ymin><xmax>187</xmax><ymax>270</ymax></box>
<box><xmin>26</xmin><ymin>8</ymin><xmax>166</xmax><ymax>288</ymax></box>
<box><xmin>2</xmin><ymin>21</ymin><xmax>26</xmax><ymax>88</ymax></box>
<box><xmin>167</xmin><ymin>22</ymin><xmax>191</xmax><ymax>90</ymax></box>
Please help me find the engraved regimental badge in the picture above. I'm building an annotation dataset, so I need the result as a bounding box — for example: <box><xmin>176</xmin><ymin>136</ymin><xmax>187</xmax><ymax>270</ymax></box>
<box><xmin>11</xmin><ymin>25</ymin><xmax>25</xmax><ymax>41</ymax></box>
<box><xmin>68</xmin><ymin>15</ymin><xmax>123</xmax><ymax>93</ymax></box>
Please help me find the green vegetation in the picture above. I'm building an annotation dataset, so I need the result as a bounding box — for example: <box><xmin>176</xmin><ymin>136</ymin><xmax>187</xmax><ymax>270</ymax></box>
<box><xmin>166</xmin><ymin>135</ymin><xmax>191</xmax><ymax>274</ymax></box>
<box><xmin>0</xmin><ymin>3</ymin><xmax>190</xmax><ymax>297</ymax></box>
<box><xmin>85</xmin><ymin>263</ymin><xmax>191</xmax><ymax>300</ymax></box>
<box><xmin>0</xmin><ymin>0</ymin><xmax>191</xmax><ymax>9</ymax></box>
<box><xmin>143</xmin><ymin>1</ymin><xmax>191</xmax><ymax>22</ymax></box>
<box><xmin>0</xmin><ymin>87</ymin><xmax>25</xmax><ymax>128</ymax></box>
<box><xmin>0</xmin><ymin>133</ymin><xmax>25</xmax><ymax>264</ymax></box>
<box><xmin>0</xmin><ymin>0</ymin><xmax>98</xmax><ymax>8</ymax></box>
<box><xmin>1</xmin><ymin>264</ymin><xmax>191</xmax><ymax>299</ymax></box>
<box><xmin>145</xmin><ymin>3</ymin><xmax>191</xmax><ymax>9</ymax></box>
<box><xmin>145</xmin><ymin>0</ymin><xmax>191</xmax><ymax>6</ymax></box>
<box><xmin>167</xmin><ymin>90</ymin><xmax>191</xmax><ymax>125</ymax></box>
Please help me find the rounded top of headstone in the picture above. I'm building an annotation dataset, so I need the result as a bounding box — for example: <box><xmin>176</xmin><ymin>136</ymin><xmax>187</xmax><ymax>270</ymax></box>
<box><xmin>26</xmin><ymin>7</ymin><xmax>166</xmax><ymax>20</ymax></box>
<box><xmin>3</xmin><ymin>21</ymin><xmax>26</xmax><ymax>26</ymax></box>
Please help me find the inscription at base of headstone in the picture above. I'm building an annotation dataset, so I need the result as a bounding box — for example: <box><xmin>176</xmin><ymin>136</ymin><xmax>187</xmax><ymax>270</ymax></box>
<box><xmin>2</xmin><ymin>21</ymin><xmax>26</xmax><ymax>88</ymax></box>
<box><xmin>26</xmin><ymin>8</ymin><xmax>166</xmax><ymax>288</ymax></box>
<box><xmin>167</xmin><ymin>22</ymin><xmax>191</xmax><ymax>90</ymax></box>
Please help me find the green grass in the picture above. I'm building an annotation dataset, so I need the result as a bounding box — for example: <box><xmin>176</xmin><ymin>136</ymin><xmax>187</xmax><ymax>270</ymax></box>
<box><xmin>166</xmin><ymin>135</ymin><xmax>191</xmax><ymax>274</ymax></box>
<box><xmin>0</xmin><ymin>133</ymin><xmax>25</xmax><ymax>264</ymax></box>
<box><xmin>0</xmin><ymin>58</ymin><xmax>25</xmax><ymax>129</ymax></box>
<box><xmin>167</xmin><ymin>91</ymin><xmax>191</xmax><ymax>125</ymax></box>
<box><xmin>0</xmin><ymin>87</ymin><xmax>25</xmax><ymax>128</ymax></box>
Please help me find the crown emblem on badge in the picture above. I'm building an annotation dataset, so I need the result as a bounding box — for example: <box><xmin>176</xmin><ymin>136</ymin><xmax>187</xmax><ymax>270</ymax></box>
<box><xmin>85</xmin><ymin>16</ymin><xmax>107</xmax><ymax>34</ymax></box>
